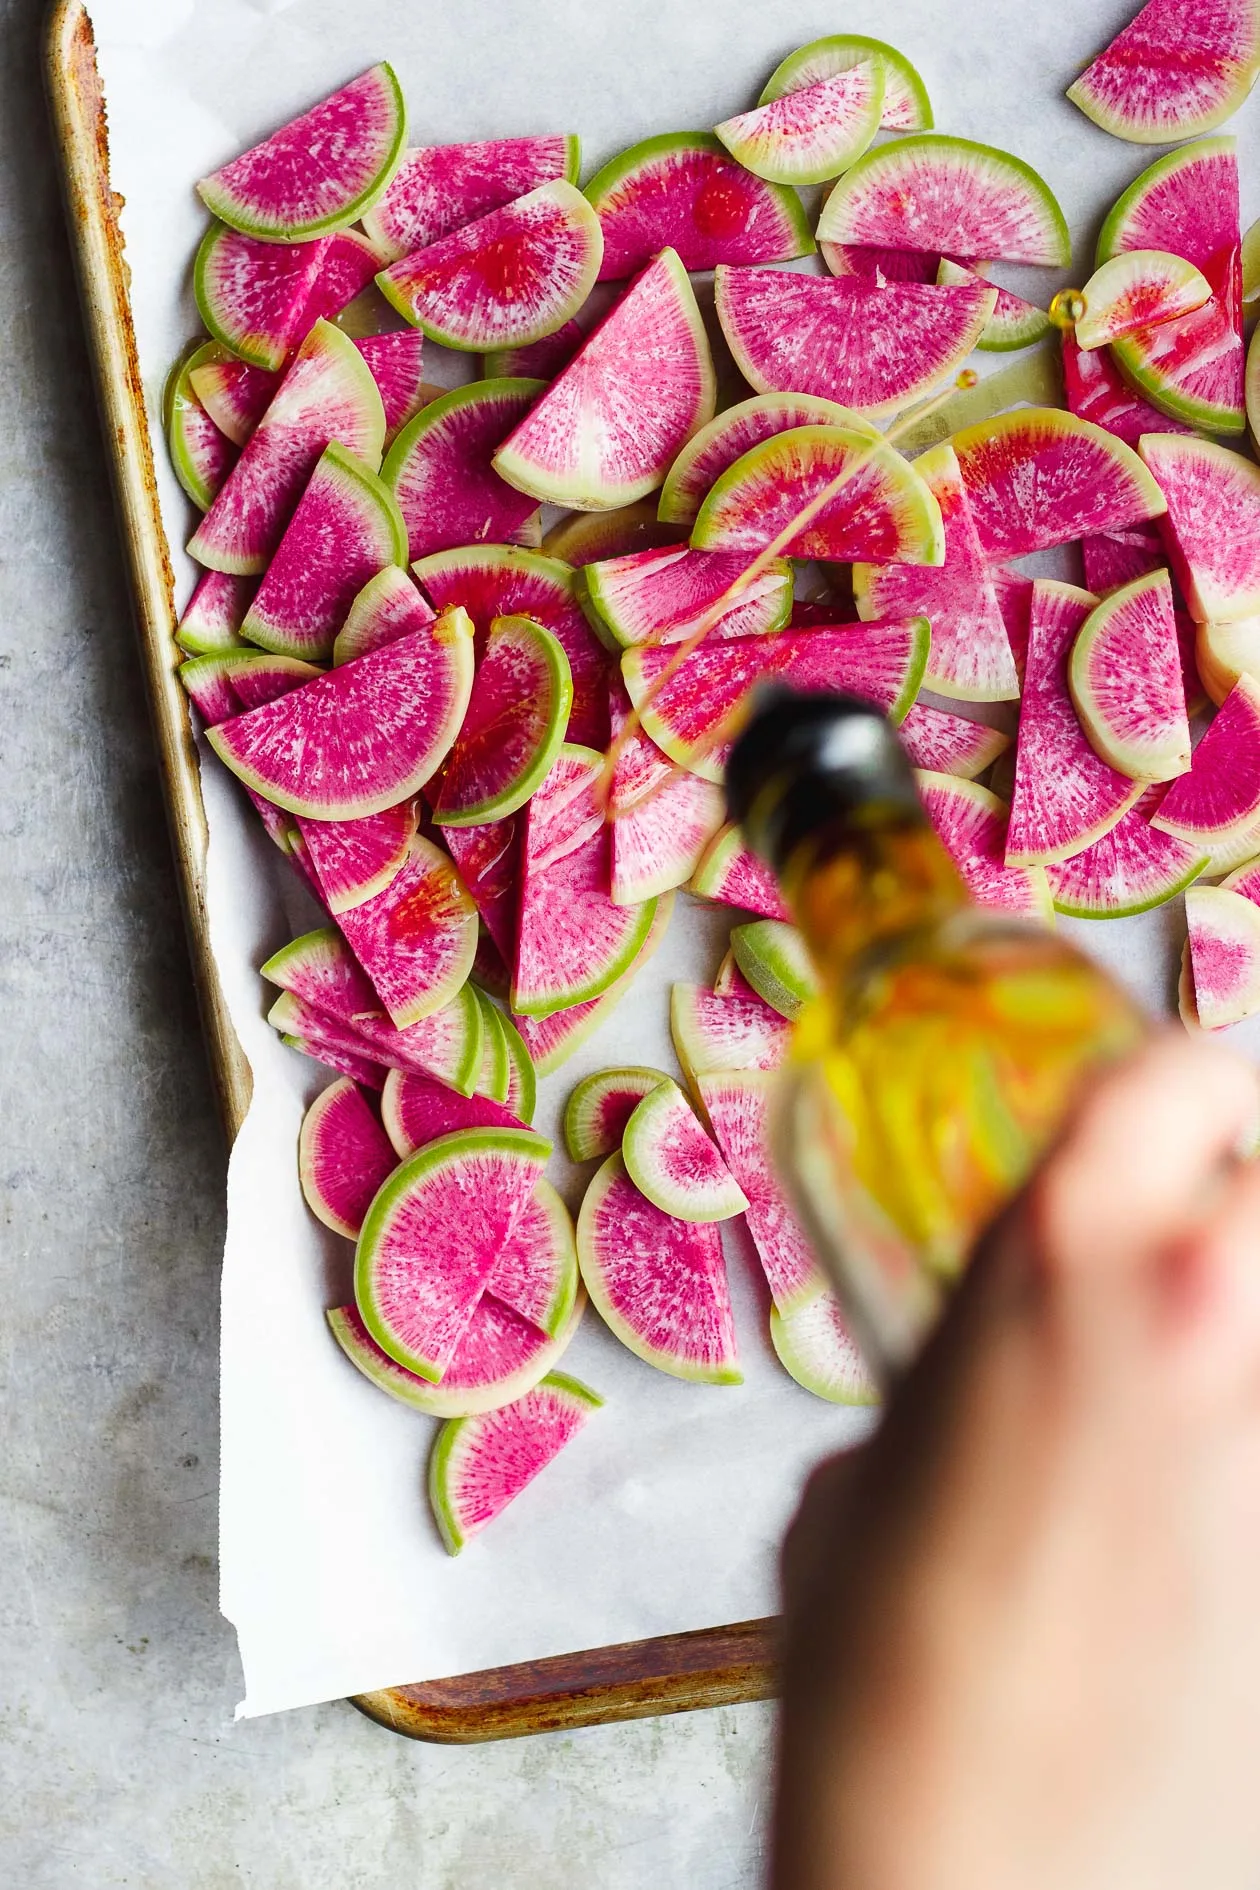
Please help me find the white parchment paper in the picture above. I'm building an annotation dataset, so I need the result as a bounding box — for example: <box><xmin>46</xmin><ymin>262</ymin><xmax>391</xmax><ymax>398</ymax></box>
<box><xmin>88</xmin><ymin>0</ymin><xmax>1260</xmax><ymax>1716</ymax></box>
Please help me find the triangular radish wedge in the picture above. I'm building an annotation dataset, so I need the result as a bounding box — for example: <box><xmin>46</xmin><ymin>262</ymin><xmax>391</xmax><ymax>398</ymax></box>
<box><xmin>188</xmin><ymin>321</ymin><xmax>387</xmax><ymax>575</ymax></box>
<box><xmin>513</xmin><ymin>745</ymin><xmax>656</xmax><ymax>1015</ymax></box>
<box><xmin>376</xmin><ymin>180</ymin><xmax>603</xmax><ymax>352</ymax></box>
<box><xmin>1046</xmin><ymin>787</ymin><xmax>1206</xmax><ymax>919</ymax></box>
<box><xmin>1061</xmin><ymin>330</ymin><xmax>1192</xmax><ymax>447</ymax></box>
<box><xmin>208</xmin><ymin>608</ymin><xmax>474</xmax><ymax>819</ymax></box>
<box><xmin>1068</xmin><ymin>0</ymin><xmax>1260</xmax><ymax>143</ymax></box>
<box><xmin>285</xmin><ymin>1033</ymin><xmax>384</xmax><ymax>1090</ymax></box>
<box><xmin>689</xmin><ymin>823</ymin><xmax>790</xmax><ymax>920</ymax></box>
<box><xmin>950</xmin><ymin>409</ymin><xmax>1167</xmax><ymax>561</ymax></box>
<box><xmin>714</xmin><ymin>64</ymin><xmax>884</xmax><ymax>187</ymax></box>
<box><xmin>197</xmin><ymin>64</ymin><xmax>406</xmax><ymax>241</ymax></box>
<box><xmin>193</xmin><ymin>225</ymin><xmax>331</xmax><ymax>372</ymax></box>
<box><xmin>1068</xmin><ymin>571</ymin><xmax>1191</xmax><ymax>782</ymax></box>
<box><xmin>336</xmin><ymin>833</ymin><xmax>478</xmax><ymax>1027</ymax></box>
<box><xmin>381</xmin><ymin>1068</ymin><xmax>525</xmax><ymax>1159</ymax></box>
<box><xmin>1152</xmin><ymin>676</ymin><xmax>1260</xmax><ymax>843</ymax></box>
<box><xmin>176</xmin><ymin>570</ymin><xmax>256</xmax><ymax>656</ymax></box>
<box><xmin>898</xmin><ymin>700</ymin><xmax>1010</xmax><ymax>779</ymax></box>
<box><xmin>301</xmin><ymin>230</ymin><xmax>383</xmax><ymax>326</ymax></box>
<box><xmin>493</xmin><ymin>249</ymin><xmax>716</xmax><ymax>509</ymax></box>
<box><xmin>364</xmin><ymin>134</ymin><xmax>580</xmax><ymax>263</ymax></box>
<box><xmin>480</xmin><ymin>1180</ymin><xmax>578</xmax><ymax>1338</ymax></box>
<box><xmin>581</xmin><ymin>545</ymin><xmax>793</xmax><ymax>648</ymax></box>
<box><xmin>690</xmin><ymin>423</ymin><xmax>943</xmax><ymax>564</ymax></box>
<box><xmin>771</xmin><ymin>1290</ymin><xmax>878</xmax><ymax>1405</ymax></box>
<box><xmin>382</xmin><ymin>379</ymin><xmax>544</xmax><ymax>561</ymax></box>
<box><xmin>414</xmin><ymin>543</ymin><xmax>609</xmax><ymax>749</ymax></box>
<box><xmin>622</xmin><ymin>620</ymin><xmax>930</xmax><ymax>784</ymax></box>
<box><xmin>713</xmin><ymin>266</ymin><xmax>996</xmax><ymax>420</ymax></box>
<box><xmin>916</xmin><ymin>773</ymin><xmax>1053</xmax><ymax>919</ymax></box>
<box><xmin>658</xmin><ymin>391</ymin><xmax>875</xmax><ymax>527</ymax></box>
<box><xmin>353</xmin><ymin>331</ymin><xmax>429</xmax><ymax>442</ymax></box>
<box><xmin>429</xmin><ymin>1372</ymin><xmax>601</xmax><ymax>1553</ymax></box>
<box><xmin>299</xmin><ymin>1077</ymin><xmax>397</xmax><ymax>1239</ymax></box>
<box><xmin>179</xmin><ymin>650</ymin><xmax>318</xmax><ymax>724</ymax></box>
<box><xmin>584</xmin><ymin>132</ymin><xmax>813</xmax><ymax>279</ymax></box>
<box><xmin>761</xmin><ymin>33</ymin><xmax>934</xmax><ymax>133</ymax></box>
<box><xmin>355</xmin><ymin>1127</ymin><xmax>551</xmax><ymax>1382</ymax></box>
<box><xmin>441</xmin><ymin>817</ymin><xmax>520</xmax><ymax>962</ymax></box>
<box><xmin>189</xmin><ymin>347</ymin><xmax>281</xmax><ymax>441</ymax></box>
<box><xmin>1138</xmin><ymin>434</ymin><xmax>1260</xmax><ymax>623</ymax></box>
<box><xmin>576</xmin><ymin>1155</ymin><xmax>741</xmax><ymax>1383</ymax></box>
<box><xmin>563</xmin><ymin>1066</ymin><xmax>672</xmax><ymax>1162</ymax></box>
<box><xmin>670</xmin><ymin>982</ymin><xmax>790</xmax><ymax>1087</ymax></box>
<box><xmin>268</xmin><ymin>989</ymin><xmax>385</xmax><ymax>1069</ymax></box>
<box><xmin>622</xmin><ymin>1079</ymin><xmax>748</xmax><ymax>1222</ymax></box>
<box><xmin>815</xmin><ymin>133</ymin><xmax>1070</xmax><ymax>266</ymax></box>
<box><xmin>853</xmin><ymin>442</ymin><xmax>1018</xmax><ymax>701</ymax></box>
<box><xmin>296</xmin><ymin>801</ymin><xmax>418</xmax><ymax>915</ymax></box>
<box><xmin>434</xmin><ymin>617</ymin><xmax>573</xmax><ymax>828</ymax></box>
<box><xmin>239</xmin><ymin>444</ymin><xmax>407</xmax><ymax>660</ymax></box>
<box><xmin>1080</xmin><ymin>527</ymin><xmax>1166</xmax><ymax>596</ymax></box>
<box><xmin>1185</xmin><ymin>884</ymin><xmax>1260</xmax><ymax>1028</ymax></box>
<box><xmin>1075</xmin><ymin>250</ymin><xmax>1212</xmax><ymax>351</ymax></box>
<box><xmin>1006</xmin><ymin>581</ymin><xmax>1144</xmax><ymax>867</ymax></box>
<box><xmin>696</xmin><ymin>1070</ymin><xmax>827</xmax><ymax>1313</ymax></box>
<box><xmin>936</xmin><ymin>258</ymin><xmax>1050</xmax><ymax>351</ymax></box>
<box><xmin>332</xmin><ymin>565</ymin><xmax>435</xmax><ymax>667</ymax></box>
<box><xmin>607</xmin><ymin>681</ymin><xmax>725</xmax><ymax>904</ymax></box>
<box><xmin>513</xmin><ymin>891</ymin><xmax>673</xmax><ymax>1075</ymax></box>
<box><xmin>822</xmin><ymin>242</ymin><xmax>943</xmax><ymax>282</ymax></box>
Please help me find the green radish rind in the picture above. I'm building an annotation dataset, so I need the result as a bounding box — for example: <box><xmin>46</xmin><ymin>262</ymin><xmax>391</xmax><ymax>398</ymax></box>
<box><xmin>658</xmin><ymin>392</ymin><xmax>879</xmax><ymax>527</ymax></box>
<box><xmin>581</xmin><ymin>548</ymin><xmax>793</xmax><ymax>649</ymax></box>
<box><xmin>1067</xmin><ymin>571</ymin><xmax>1192</xmax><ymax>782</ymax></box>
<box><xmin>935</xmin><ymin>258</ymin><xmax>1050</xmax><ymax>354</ymax></box>
<box><xmin>433</xmin><ymin>615</ymin><xmax>573</xmax><ymax>826</ymax></box>
<box><xmin>715</xmin><ymin>63</ymin><xmax>885</xmax><ymax>188</ymax></box>
<box><xmin>770</xmin><ymin>1292</ymin><xmax>880</xmax><ymax>1406</ymax></box>
<box><xmin>197</xmin><ymin>63</ymin><xmax>407</xmax><ymax>242</ymax></box>
<box><xmin>1184</xmin><ymin>884</ymin><xmax>1260</xmax><ymax>1029</ymax></box>
<box><xmin>816</xmin><ymin>134</ymin><xmax>1071</xmax><ymax>268</ymax></box>
<box><xmin>428</xmin><ymin>1371</ymin><xmax>603</xmax><ymax>1554</ymax></box>
<box><xmin>355</xmin><ymin>1126</ymin><xmax>551</xmax><ymax>1382</ymax></box>
<box><xmin>1075</xmin><ymin>250</ymin><xmax>1213</xmax><ymax>353</ymax></box>
<box><xmin>473</xmin><ymin>989</ymin><xmax>512</xmax><ymax>1104</ymax></box>
<box><xmin>192</xmin><ymin>224</ymin><xmax>322</xmax><ymax>372</ymax></box>
<box><xmin>621</xmin><ymin>1079</ymin><xmax>749</xmax><ymax>1223</ymax></box>
<box><xmin>166</xmin><ymin>341</ymin><xmax>236</xmax><ymax>512</ymax></box>
<box><xmin>563</xmin><ymin>1066</ymin><xmax>672</xmax><ymax>1161</ymax></box>
<box><xmin>759</xmin><ymin>33</ymin><xmax>934</xmax><ymax>132</ymax></box>
<box><xmin>730</xmin><ymin>920</ymin><xmax>818</xmax><ymax>1020</ymax></box>
<box><xmin>497</xmin><ymin>1009</ymin><xmax>538</xmax><ymax>1124</ymax></box>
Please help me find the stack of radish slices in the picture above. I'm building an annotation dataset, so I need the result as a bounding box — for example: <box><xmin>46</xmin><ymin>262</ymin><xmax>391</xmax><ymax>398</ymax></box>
<box><xmin>170</xmin><ymin>22</ymin><xmax>1260</xmax><ymax>1550</ymax></box>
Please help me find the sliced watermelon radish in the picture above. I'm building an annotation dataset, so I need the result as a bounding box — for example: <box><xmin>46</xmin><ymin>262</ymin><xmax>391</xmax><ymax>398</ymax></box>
<box><xmin>1202</xmin><ymin>814</ymin><xmax>1260</xmax><ymax>877</ymax></box>
<box><xmin>689</xmin><ymin>824</ymin><xmax>790</xmax><ymax>920</ymax></box>
<box><xmin>188</xmin><ymin>352</ymin><xmax>280</xmax><ymax>447</ymax></box>
<box><xmin>297</xmin><ymin>801</ymin><xmax>417</xmax><ymax>915</ymax></box>
<box><xmin>238</xmin><ymin>443</ymin><xmax>405</xmax><ymax>660</ymax></box>
<box><xmin>513</xmin><ymin>744</ymin><xmax>655</xmax><ymax>1015</ymax></box>
<box><xmin>760</xmin><ymin>33</ymin><xmax>934</xmax><ymax>132</ymax></box>
<box><xmin>167</xmin><ymin>342</ymin><xmax>236</xmax><ymax>512</ymax></box>
<box><xmin>470</xmin><ymin>927</ymin><xmax>512</xmax><ymax>1003</ymax></box>
<box><xmin>544</xmin><ymin>499</ymin><xmax>684</xmax><ymax>566</ymax></box>
<box><xmin>715</xmin><ymin>64</ymin><xmax>884</xmax><ymax>187</ymax></box>
<box><xmin>176</xmin><ymin>570</ymin><xmax>256</xmax><ymax>656</ymax></box>
<box><xmin>514</xmin><ymin>890</ymin><xmax>674</xmax><ymax>1075</ymax></box>
<box><xmin>691</xmin><ymin>423</ymin><xmax>943</xmax><ymax>565</ymax></box>
<box><xmin>285</xmin><ymin>1033</ymin><xmax>383</xmax><ymax>1089</ymax></box>
<box><xmin>336</xmin><ymin>832</ymin><xmax>478</xmax><ymax>1027</ymax></box>
<box><xmin>329</xmin><ymin>1289</ymin><xmax>581</xmax><ymax>1421</ymax></box>
<box><xmin>441</xmin><ymin>817</ymin><xmax>519</xmax><ymax>963</ymax></box>
<box><xmin>197</xmin><ymin>65</ymin><xmax>406</xmax><ymax>241</ymax></box>
<box><xmin>1152</xmin><ymin>676</ymin><xmax>1260</xmax><ymax>843</ymax></box>
<box><xmin>607</xmin><ymin>680</ymin><xmax>725</xmax><ymax>903</ymax></box>
<box><xmin>1068</xmin><ymin>1</ymin><xmax>1260</xmax><ymax>143</ymax></box>
<box><xmin>376</xmin><ymin>181</ymin><xmax>602</xmax><ymax>352</ymax></box>
<box><xmin>267</xmin><ymin>989</ymin><xmax>386</xmax><ymax>1071</ymax></box>
<box><xmin>1076</xmin><ymin>250</ymin><xmax>1212</xmax><ymax>351</ymax></box>
<box><xmin>951</xmin><ymin>408</ymin><xmax>1166</xmax><ymax>561</ymax></box>
<box><xmin>697</xmin><ymin>1070</ymin><xmax>826</xmax><ymax>1313</ymax></box>
<box><xmin>1139</xmin><ymin>435</ymin><xmax>1260</xmax><ymax>623</ymax></box>
<box><xmin>413</xmin><ymin>544</ymin><xmax>609</xmax><ymax>750</ymax></box>
<box><xmin>332</xmin><ymin>564</ymin><xmax>436</xmax><ymax>666</ymax></box>
<box><xmin>1097</xmin><ymin>140</ymin><xmax>1243</xmax><ymax>434</ymax></box>
<box><xmin>622</xmin><ymin>620</ymin><xmax>930</xmax><ymax>783</ymax></box>
<box><xmin>178</xmin><ymin>650</ymin><xmax>317</xmax><ymax>723</ymax></box>
<box><xmin>563</xmin><ymin>1066</ymin><xmax>671</xmax><ymax>1162</ymax></box>
<box><xmin>622</xmin><ymin>1079</ymin><xmax>748</xmax><ymax>1222</ymax></box>
<box><xmin>670</xmin><ymin>981</ymin><xmax>790</xmax><ymax>1086</ymax></box>
<box><xmin>1195</xmin><ymin>617</ymin><xmax>1260</xmax><ymax>707</ymax></box>
<box><xmin>483</xmin><ymin>320</ymin><xmax>585</xmax><ymax>381</ymax></box>
<box><xmin>353</xmin><ymin>331</ymin><xmax>429</xmax><ymax>441</ymax></box>
<box><xmin>1222</xmin><ymin>853</ymin><xmax>1260</xmax><ymax>898</ymax></box>
<box><xmin>382</xmin><ymin>379</ymin><xmax>544</xmax><ymax>562</ymax></box>
<box><xmin>363</xmin><ymin>134</ymin><xmax>579</xmax><ymax>263</ymax></box>
<box><xmin>714</xmin><ymin>266</ymin><xmax>996</xmax><ymax>420</ymax></box>
<box><xmin>380</xmin><ymin>1067</ymin><xmax>524</xmax><ymax>1160</ymax></box>
<box><xmin>657</xmin><ymin>391</ymin><xmax>876</xmax><ymax>528</ymax></box>
<box><xmin>1080</xmin><ymin>526</ymin><xmax>1167</xmax><ymax>596</ymax></box>
<box><xmin>821</xmin><ymin>242</ymin><xmax>943</xmax><ymax>283</ymax></box>
<box><xmin>730</xmin><ymin>919</ymin><xmax>818</xmax><ymax>1020</ymax></box>
<box><xmin>429</xmin><ymin>1371</ymin><xmax>601</xmax><ymax>1553</ymax></box>
<box><xmin>208</xmin><ymin>607</ymin><xmax>474</xmax><ymax>818</ymax></box>
<box><xmin>853</xmin><ymin>442</ymin><xmax>1018</xmax><ymax>702</ymax></box>
<box><xmin>498</xmin><ymin>1009</ymin><xmax>537</xmax><ymax>1125</ymax></box>
<box><xmin>298</xmin><ymin>1077</ymin><xmax>397</xmax><ymax>1239</ymax></box>
<box><xmin>917</xmin><ymin>773</ymin><xmax>1053</xmax><ymax>919</ymax></box>
<box><xmin>1061</xmin><ymin>330</ymin><xmax>1192</xmax><ymax>449</ymax></box>
<box><xmin>177</xmin><ymin>656</ymin><xmax>245</xmax><ymax>725</ymax></box>
<box><xmin>582</xmin><ymin>544</ymin><xmax>792</xmax><ymax>650</ymax></box>
<box><xmin>188</xmin><ymin>322</ymin><xmax>386</xmax><ymax>576</ymax></box>
<box><xmin>898</xmin><ymin>701</ymin><xmax>1011</xmax><ymax>779</ymax></box>
<box><xmin>493</xmin><ymin>249</ymin><xmax>716</xmax><ymax>510</ymax></box>
<box><xmin>192</xmin><ymin>226</ymin><xmax>329</xmax><ymax>373</ymax></box>
<box><xmin>1045</xmin><ymin>786</ymin><xmax>1206</xmax><ymax>918</ymax></box>
<box><xmin>1069</xmin><ymin>571</ymin><xmax>1191</xmax><ymax>782</ymax></box>
<box><xmin>583</xmin><ymin>132</ymin><xmax>813</xmax><ymax>281</ymax></box>
<box><xmin>935</xmin><ymin>258</ymin><xmax>1050</xmax><ymax>352</ymax></box>
<box><xmin>355</xmin><ymin>1126</ymin><xmax>551</xmax><ymax>1382</ymax></box>
<box><xmin>302</xmin><ymin>229</ymin><xmax>384</xmax><ymax>325</ymax></box>
<box><xmin>434</xmin><ymin>615</ymin><xmax>572</xmax><ymax>827</ymax></box>
<box><xmin>816</xmin><ymin>134</ymin><xmax>1070</xmax><ymax>266</ymax></box>
<box><xmin>483</xmin><ymin>1177</ymin><xmax>578</xmax><ymax>1338</ymax></box>
<box><xmin>576</xmin><ymin>1155</ymin><xmax>740</xmax><ymax>1384</ymax></box>
<box><xmin>1007</xmin><ymin>581</ymin><xmax>1145</xmax><ymax>865</ymax></box>
<box><xmin>770</xmin><ymin>1290</ymin><xmax>877</xmax><ymax>1405</ymax></box>
<box><xmin>1185</xmin><ymin>884</ymin><xmax>1260</xmax><ymax>1028</ymax></box>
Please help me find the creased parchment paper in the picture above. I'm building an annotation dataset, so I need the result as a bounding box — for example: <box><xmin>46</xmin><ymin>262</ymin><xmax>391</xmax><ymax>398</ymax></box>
<box><xmin>88</xmin><ymin>0</ymin><xmax>1260</xmax><ymax>1715</ymax></box>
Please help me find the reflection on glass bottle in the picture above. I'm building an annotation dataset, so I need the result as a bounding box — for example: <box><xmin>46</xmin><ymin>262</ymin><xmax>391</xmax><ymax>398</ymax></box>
<box><xmin>727</xmin><ymin>690</ymin><xmax>1146</xmax><ymax>1379</ymax></box>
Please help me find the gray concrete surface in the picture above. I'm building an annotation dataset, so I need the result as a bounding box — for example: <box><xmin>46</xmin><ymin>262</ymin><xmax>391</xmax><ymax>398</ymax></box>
<box><xmin>0</xmin><ymin>3</ymin><xmax>773</xmax><ymax>1881</ymax></box>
